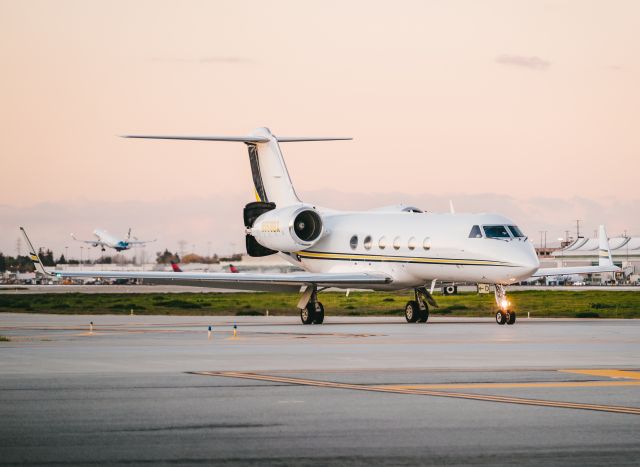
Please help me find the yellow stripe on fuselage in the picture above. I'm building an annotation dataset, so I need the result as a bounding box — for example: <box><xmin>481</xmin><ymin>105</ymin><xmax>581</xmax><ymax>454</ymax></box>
<box><xmin>296</xmin><ymin>251</ymin><xmax>512</xmax><ymax>267</ymax></box>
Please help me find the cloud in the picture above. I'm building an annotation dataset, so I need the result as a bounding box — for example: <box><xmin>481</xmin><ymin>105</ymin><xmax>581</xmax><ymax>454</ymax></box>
<box><xmin>495</xmin><ymin>54</ymin><xmax>551</xmax><ymax>70</ymax></box>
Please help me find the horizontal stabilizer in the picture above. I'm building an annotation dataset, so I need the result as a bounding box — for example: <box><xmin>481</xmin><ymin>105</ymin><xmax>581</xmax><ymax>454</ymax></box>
<box><xmin>122</xmin><ymin>135</ymin><xmax>271</xmax><ymax>143</ymax></box>
<box><xmin>122</xmin><ymin>135</ymin><xmax>352</xmax><ymax>143</ymax></box>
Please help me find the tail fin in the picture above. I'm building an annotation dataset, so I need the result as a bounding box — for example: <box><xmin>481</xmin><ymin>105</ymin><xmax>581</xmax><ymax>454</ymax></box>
<box><xmin>122</xmin><ymin>127</ymin><xmax>351</xmax><ymax>207</ymax></box>
<box><xmin>598</xmin><ymin>225</ymin><xmax>614</xmax><ymax>267</ymax></box>
<box><xmin>170</xmin><ymin>261</ymin><xmax>182</xmax><ymax>272</ymax></box>
<box><xmin>19</xmin><ymin>227</ymin><xmax>51</xmax><ymax>276</ymax></box>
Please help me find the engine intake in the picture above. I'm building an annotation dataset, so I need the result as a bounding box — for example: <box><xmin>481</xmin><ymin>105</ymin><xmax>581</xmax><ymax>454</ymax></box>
<box><xmin>292</xmin><ymin>209</ymin><xmax>322</xmax><ymax>243</ymax></box>
<box><xmin>249</xmin><ymin>205</ymin><xmax>325</xmax><ymax>253</ymax></box>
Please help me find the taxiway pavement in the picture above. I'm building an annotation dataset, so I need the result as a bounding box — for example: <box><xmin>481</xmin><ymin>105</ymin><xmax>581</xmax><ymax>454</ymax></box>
<box><xmin>1</xmin><ymin>314</ymin><xmax>639</xmax><ymax>465</ymax></box>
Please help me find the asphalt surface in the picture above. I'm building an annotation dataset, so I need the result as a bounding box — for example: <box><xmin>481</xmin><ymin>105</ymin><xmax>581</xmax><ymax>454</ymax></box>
<box><xmin>1</xmin><ymin>314</ymin><xmax>640</xmax><ymax>466</ymax></box>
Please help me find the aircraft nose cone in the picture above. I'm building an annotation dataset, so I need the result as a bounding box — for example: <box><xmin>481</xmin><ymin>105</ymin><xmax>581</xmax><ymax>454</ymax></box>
<box><xmin>519</xmin><ymin>250</ymin><xmax>540</xmax><ymax>278</ymax></box>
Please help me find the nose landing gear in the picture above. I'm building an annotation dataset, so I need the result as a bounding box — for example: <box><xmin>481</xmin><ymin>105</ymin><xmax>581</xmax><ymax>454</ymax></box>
<box><xmin>494</xmin><ymin>284</ymin><xmax>516</xmax><ymax>325</ymax></box>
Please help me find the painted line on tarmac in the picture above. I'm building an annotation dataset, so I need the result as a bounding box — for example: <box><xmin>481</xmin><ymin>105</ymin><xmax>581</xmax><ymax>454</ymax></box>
<box><xmin>560</xmin><ymin>369</ymin><xmax>640</xmax><ymax>380</ymax></box>
<box><xmin>192</xmin><ymin>371</ymin><xmax>640</xmax><ymax>416</ymax></box>
<box><xmin>375</xmin><ymin>381</ymin><xmax>640</xmax><ymax>390</ymax></box>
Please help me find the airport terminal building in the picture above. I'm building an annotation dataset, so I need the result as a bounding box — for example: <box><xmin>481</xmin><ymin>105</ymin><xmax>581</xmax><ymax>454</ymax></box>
<box><xmin>540</xmin><ymin>235</ymin><xmax>640</xmax><ymax>284</ymax></box>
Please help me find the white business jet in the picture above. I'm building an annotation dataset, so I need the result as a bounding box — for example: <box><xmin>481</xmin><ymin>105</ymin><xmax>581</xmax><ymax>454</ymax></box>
<box><xmin>21</xmin><ymin>127</ymin><xmax>619</xmax><ymax>325</ymax></box>
<box><xmin>71</xmin><ymin>228</ymin><xmax>156</xmax><ymax>252</ymax></box>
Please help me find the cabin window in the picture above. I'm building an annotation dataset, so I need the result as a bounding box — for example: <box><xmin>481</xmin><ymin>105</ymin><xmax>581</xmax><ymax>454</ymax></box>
<box><xmin>507</xmin><ymin>225</ymin><xmax>525</xmax><ymax>238</ymax></box>
<box><xmin>423</xmin><ymin>237</ymin><xmax>431</xmax><ymax>250</ymax></box>
<box><xmin>393</xmin><ymin>236</ymin><xmax>401</xmax><ymax>250</ymax></box>
<box><xmin>469</xmin><ymin>225</ymin><xmax>482</xmax><ymax>238</ymax></box>
<box><xmin>363</xmin><ymin>235</ymin><xmax>372</xmax><ymax>250</ymax></box>
<box><xmin>483</xmin><ymin>225</ymin><xmax>511</xmax><ymax>238</ymax></box>
<box><xmin>408</xmin><ymin>237</ymin><xmax>416</xmax><ymax>250</ymax></box>
<box><xmin>378</xmin><ymin>236</ymin><xmax>387</xmax><ymax>249</ymax></box>
<box><xmin>350</xmin><ymin>235</ymin><xmax>358</xmax><ymax>250</ymax></box>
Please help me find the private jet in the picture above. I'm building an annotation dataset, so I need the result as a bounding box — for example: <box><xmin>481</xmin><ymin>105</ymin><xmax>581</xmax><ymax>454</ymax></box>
<box><xmin>71</xmin><ymin>228</ymin><xmax>156</xmax><ymax>252</ymax></box>
<box><xmin>22</xmin><ymin>127</ymin><xmax>620</xmax><ymax>325</ymax></box>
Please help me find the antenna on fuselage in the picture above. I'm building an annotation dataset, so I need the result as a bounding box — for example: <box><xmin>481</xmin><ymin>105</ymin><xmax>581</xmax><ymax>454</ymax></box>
<box><xmin>449</xmin><ymin>200</ymin><xmax>456</xmax><ymax>215</ymax></box>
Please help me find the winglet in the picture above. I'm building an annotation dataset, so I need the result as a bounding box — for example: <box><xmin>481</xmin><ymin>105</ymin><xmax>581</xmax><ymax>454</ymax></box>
<box><xmin>598</xmin><ymin>225</ymin><xmax>614</xmax><ymax>268</ymax></box>
<box><xmin>19</xmin><ymin>227</ymin><xmax>52</xmax><ymax>276</ymax></box>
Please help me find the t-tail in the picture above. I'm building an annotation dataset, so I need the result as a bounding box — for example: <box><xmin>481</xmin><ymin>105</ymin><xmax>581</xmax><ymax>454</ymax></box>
<box><xmin>123</xmin><ymin>127</ymin><xmax>351</xmax><ymax>207</ymax></box>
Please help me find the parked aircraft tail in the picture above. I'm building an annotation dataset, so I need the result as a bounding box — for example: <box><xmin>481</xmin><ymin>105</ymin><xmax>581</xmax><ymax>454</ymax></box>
<box><xmin>598</xmin><ymin>225</ymin><xmax>614</xmax><ymax>268</ymax></box>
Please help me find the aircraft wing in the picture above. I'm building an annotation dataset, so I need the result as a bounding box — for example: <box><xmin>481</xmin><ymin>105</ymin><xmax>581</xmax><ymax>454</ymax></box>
<box><xmin>70</xmin><ymin>233</ymin><xmax>107</xmax><ymax>246</ymax></box>
<box><xmin>21</xmin><ymin>227</ymin><xmax>391</xmax><ymax>292</ymax></box>
<box><xmin>531</xmin><ymin>265</ymin><xmax>620</xmax><ymax>278</ymax></box>
<box><xmin>47</xmin><ymin>270</ymin><xmax>392</xmax><ymax>292</ymax></box>
<box><xmin>127</xmin><ymin>239</ymin><xmax>157</xmax><ymax>245</ymax></box>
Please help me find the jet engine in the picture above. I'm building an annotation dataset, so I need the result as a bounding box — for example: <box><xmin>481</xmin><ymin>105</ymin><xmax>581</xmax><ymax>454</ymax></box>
<box><xmin>247</xmin><ymin>204</ymin><xmax>324</xmax><ymax>255</ymax></box>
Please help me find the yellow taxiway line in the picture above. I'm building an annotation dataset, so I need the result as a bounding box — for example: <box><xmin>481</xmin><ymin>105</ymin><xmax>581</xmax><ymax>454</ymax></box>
<box><xmin>192</xmin><ymin>370</ymin><xmax>640</xmax><ymax>416</ymax></box>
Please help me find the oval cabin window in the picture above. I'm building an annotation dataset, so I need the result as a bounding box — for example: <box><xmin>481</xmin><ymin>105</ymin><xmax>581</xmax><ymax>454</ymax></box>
<box><xmin>408</xmin><ymin>237</ymin><xmax>416</xmax><ymax>250</ymax></box>
<box><xmin>423</xmin><ymin>237</ymin><xmax>431</xmax><ymax>250</ymax></box>
<box><xmin>393</xmin><ymin>236</ymin><xmax>401</xmax><ymax>250</ymax></box>
<box><xmin>378</xmin><ymin>236</ymin><xmax>387</xmax><ymax>249</ymax></box>
<box><xmin>363</xmin><ymin>235</ymin><xmax>372</xmax><ymax>250</ymax></box>
<box><xmin>350</xmin><ymin>235</ymin><xmax>358</xmax><ymax>250</ymax></box>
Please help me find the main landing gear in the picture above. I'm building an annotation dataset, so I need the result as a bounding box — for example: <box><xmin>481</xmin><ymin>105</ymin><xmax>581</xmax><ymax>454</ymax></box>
<box><xmin>405</xmin><ymin>287</ymin><xmax>437</xmax><ymax>323</ymax></box>
<box><xmin>494</xmin><ymin>284</ymin><xmax>516</xmax><ymax>325</ymax></box>
<box><xmin>298</xmin><ymin>285</ymin><xmax>324</xmax><ymax>325</ymax></box>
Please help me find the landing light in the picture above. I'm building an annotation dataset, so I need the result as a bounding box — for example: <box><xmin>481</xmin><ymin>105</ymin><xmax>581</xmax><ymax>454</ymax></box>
<box><xmin>500</xmin><ymin>299</ymin><xmax>510</xmax><ymax>310</ymax></box>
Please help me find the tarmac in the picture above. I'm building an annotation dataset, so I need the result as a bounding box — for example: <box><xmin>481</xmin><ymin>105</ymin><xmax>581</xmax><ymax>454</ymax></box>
<box><xmin>1</xmin><ymin>313</ymin><xmax>640</xmax><ymax>465</ymax></box>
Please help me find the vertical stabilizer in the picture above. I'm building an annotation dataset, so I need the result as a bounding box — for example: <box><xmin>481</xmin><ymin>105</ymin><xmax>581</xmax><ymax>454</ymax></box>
<box><xmin>598</xmin><ymin>225</ymin><xmax>614</xmax><ymax>267</ymax></box>
<box><xmin>245</xmin><ymin>128</ymin><xmax>300</xmax><ymax>206</ymax></box>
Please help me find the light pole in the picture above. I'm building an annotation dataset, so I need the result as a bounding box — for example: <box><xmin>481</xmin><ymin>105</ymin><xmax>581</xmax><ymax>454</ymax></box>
<box><xmin>80</xmin><ymin>247</ymin><xmax>84</xmax><ymax>271</ymax></box>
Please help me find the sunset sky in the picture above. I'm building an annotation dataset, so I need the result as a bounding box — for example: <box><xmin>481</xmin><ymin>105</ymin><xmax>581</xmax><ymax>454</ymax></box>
<box><xmin>1</xmin><ymin>0</ymin><xmax>638</xmax><ymax>257</ymax></box>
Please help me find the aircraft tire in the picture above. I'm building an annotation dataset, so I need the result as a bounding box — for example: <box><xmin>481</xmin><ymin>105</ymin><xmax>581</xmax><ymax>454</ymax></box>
<box><xmin>405</xmin><ymin>301</ymin><xmax>420</xmax><ymax>323</ymax></box>
<box><xmin>506</xmin><ymin>311</ymin><xmax>516</xmax><ymax>325</ymax></box>
<box><xmin>495</xmin><ymin>311</ymin><xmax>507</xmax><ymax>325</ymax></box>
<box><xmin>300</xmin><ymin>304</ymin><xmax>315</xmax><ymax>325</ymax></box>
<box><xmin>313</xmin><ymin>302</ymin><xmax>325</xmax><ymax>324</ymax></box>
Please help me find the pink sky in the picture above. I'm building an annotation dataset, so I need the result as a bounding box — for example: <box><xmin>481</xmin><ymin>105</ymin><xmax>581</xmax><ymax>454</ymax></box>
<box><xmin>1</xmin><ymin>1</ymin><xmax>638</xmax><ymax>256</ymax></box>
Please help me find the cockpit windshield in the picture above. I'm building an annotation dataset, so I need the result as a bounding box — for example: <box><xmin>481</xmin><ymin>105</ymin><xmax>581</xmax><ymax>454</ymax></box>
<box><xmin>483</xmin><ymin>225</ymin><xmax>511</xmax><ymax>238</ymax></box>
<box><xmin>507</xmin><ymin>225</ymin><xmax>525</xmax><ymax>238</ymax></box>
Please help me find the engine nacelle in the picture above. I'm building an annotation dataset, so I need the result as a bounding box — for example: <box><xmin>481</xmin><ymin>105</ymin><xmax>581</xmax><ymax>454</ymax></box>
<box><xmin>249</xmin><ymin>205</ymin><xmax>324</xmax><ymax>252</ymax></box>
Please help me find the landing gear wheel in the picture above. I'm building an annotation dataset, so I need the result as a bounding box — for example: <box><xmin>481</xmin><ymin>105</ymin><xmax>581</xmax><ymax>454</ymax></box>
<box><xmin>313</xmin><ymin>302</ymin><xmax>324</xmax><ymax>324</ymax></box>
<box><xmin>417</xmin><ymin>306</ymin><xmax>429</xmax><ymax>323</ymax></box>
<box><xmin>495</xmin><ymin>311</ymin><xmax>507</xmax><ymax>325</ymax></box>
<box><xmin>405</xmin><ymin>301</ymin><xmax>420</xmax><ymax>323</ymax></box>
<box><xmin>300</xmin><ymin>304</ymin><xmax>314</xmax><ymax>325</ymax></box>
<box><xmin>506</xmin><ymin>310</ymin><xmax>516</xmax><ymax>325</ymax></box>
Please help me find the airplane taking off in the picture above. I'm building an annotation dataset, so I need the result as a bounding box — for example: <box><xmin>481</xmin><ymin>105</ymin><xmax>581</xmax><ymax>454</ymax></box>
<box><xmin>71</xmin><ymin>228</ymin><xmax>155</xmax><ymax>252</ymax></box>
<box><xmin>22</xmin><ymin>127</ymin><xmax>620</xmax><ymax>325</ymax></box>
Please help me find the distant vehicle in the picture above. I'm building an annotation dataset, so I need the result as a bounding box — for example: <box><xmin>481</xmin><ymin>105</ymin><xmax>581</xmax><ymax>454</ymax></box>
<box><xmin>71</xmin><ymin>228</ymin><xmax>155</xmax><ymax>252</ymax></box>
<box><xmin>573</xmin><ymin>281</ymin><xmax>586</xmax><ymax>286</ymax></box>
